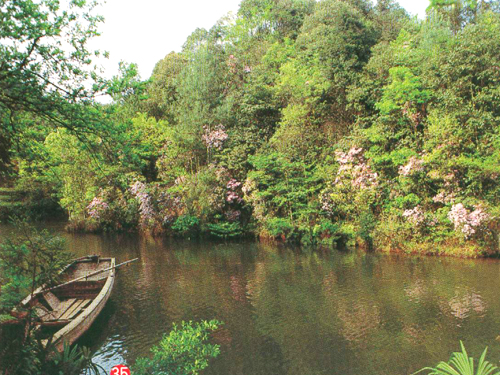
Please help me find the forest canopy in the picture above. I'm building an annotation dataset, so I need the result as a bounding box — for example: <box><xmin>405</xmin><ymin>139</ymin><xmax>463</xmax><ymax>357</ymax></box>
<box><xmin>1</xmin><ymin>0</ymin><xmax>500</xmax><ymax>257</ymax></box>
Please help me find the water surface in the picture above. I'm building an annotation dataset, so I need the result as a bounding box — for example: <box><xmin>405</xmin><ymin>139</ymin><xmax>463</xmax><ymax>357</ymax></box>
<box><xmin>1</xmin><ymin>223</ymin><xmax>500</xmax><ymax>375</ymax></box>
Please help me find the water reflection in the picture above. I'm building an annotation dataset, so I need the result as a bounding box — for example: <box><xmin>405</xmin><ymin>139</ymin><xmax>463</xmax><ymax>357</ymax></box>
<box><xmin>1</xmin><ymin>224</ymin><xmax>500</xmax><ymax>375</ymax></box>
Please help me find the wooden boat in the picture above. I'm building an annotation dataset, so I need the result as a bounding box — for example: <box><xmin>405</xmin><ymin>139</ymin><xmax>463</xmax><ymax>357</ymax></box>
<box><xmin>21</xmin><ymin>256</ymin><xmax>116</xmax><ymax>352</ymax></box>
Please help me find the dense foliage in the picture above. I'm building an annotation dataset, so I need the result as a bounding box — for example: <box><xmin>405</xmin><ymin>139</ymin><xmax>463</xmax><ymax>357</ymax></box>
<box><xmin>134</xmin><ymin>320</ymin><xmax>222</xmax><ymax>375</ymax></box>
<box><xmin>2</xmin><ymin>0</ymin><xmax>500</xmax><ymax>256</ymax></box>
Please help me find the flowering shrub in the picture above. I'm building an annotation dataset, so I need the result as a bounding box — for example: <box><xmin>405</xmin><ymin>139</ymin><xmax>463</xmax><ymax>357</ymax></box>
<box><xmin>433</xmin><ymin>190</ymin><xmax>456</xmax><ymax>204</ymax></box>
<box><xmin>334</xmin><ymin>147</ymin><xmax>378</xmax><ymax>189</ymax></box>
<box><xmin>157</xmin><ymin>191</ymin><xmax>183</xmax><ymax>226</ymax></box>
<box><xmin>226</xmin><ymin>179</ymin><xmax>243</xmax><ymax>204</ymax></box>
<box><xmin>130</xmin><ymin>181</ymin><xmax>155</xmax><ymax>226</ymax></box>
<box><xmin>86</xmin><ymin>197</ymin><xmax>109</xmax><ymax>221</ymax></box>
<box><xmin>402</xmin><ymin>206</ymin><xmax>425</xmax><ymax>226</ymax></box>
<box><xmin>447</xmin><ymin>203</ymin><xmax>490</xmax><ymax>239</ymax></box>
<box><xmin>320</xmin><ymin>188</ymin><xmax>336</xmax><ymax>217</ymax></box>
<box><xmin>242</xmin><ymin>176</ymin><xmax>266</xmax><ymax>222</ymax></box>
<box><xmin>399</xmin><ymin>156</ymin><xmax>424</xmax><ymax>176</ymax></box>
<box><xmin>202</xmin><ymin>124</ymin><xmax>228</xmax><ymax>150</ymax></box>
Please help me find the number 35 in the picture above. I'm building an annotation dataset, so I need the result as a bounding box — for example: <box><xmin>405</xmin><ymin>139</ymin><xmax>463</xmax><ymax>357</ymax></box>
<box><xmin>111</xmin><ymin>364</ymin><xmax>130</xmax><ymax>375</ymax></box>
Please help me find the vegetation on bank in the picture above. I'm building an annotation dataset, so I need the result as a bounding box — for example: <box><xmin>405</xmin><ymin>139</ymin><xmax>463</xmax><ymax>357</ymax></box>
<box><xmin>1</xmin><ymin>0</ymin><xmax>500</xmax><ymax>256</ymax></box>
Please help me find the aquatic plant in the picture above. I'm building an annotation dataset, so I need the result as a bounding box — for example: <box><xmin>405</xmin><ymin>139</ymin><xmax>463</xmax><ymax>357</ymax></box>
<box><xmin>415</xmin><ymin>341</ymin><xmax>500</xmax><ymax>375</ymax></box>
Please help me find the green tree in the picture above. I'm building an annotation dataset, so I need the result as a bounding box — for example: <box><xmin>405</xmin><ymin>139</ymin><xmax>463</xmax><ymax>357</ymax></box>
<box><xmin>0</xmin><ymin>0</ymin><xmax>106</xmax><ymax>172</ymax></box>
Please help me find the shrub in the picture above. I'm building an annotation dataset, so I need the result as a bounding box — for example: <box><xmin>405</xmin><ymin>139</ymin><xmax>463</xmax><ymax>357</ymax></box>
<box><xmin>313</xmin><ymin>219</ymin><xmax>340</xmax><ymax>246</ymax></box>
<box><xmin>133</xmin><ymin>320</ymin><xmax>222</xmax><ymax>375</ymax></box>
<box><xmin>171</xmin><ymin>215</ymin><xmax>200</xmax><ymax>237</ymax></box>
<box><xmin>264</xmin><ymin>217</ymin><xmax>294</xmax><ymax>241</ymax></box>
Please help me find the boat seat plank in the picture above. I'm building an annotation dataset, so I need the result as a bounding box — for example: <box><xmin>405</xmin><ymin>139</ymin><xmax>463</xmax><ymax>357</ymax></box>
<box><xmin>54</xmin><ymin>298</ymin><xmax>77</xmax><ymax>320</ymax></box>
<box><xmin>34</xmin><ymin>306</ymin><xmax>50</xmax><ymax>319</ymax></box>
<box><xmin>34</xmin><ymin>306</ymin><xmax>58</xmax><ymax>322</ymax></box>
<box><xmin>79</xmin><ymin>299</ymin><xmax>92</xmax><ymax>310</ymax></box>
<box><xmin>60</xmin><ymin>300</ymin><xmax>86</xmax><ymax>320</ymax></box>
<box><xmin>43</xmin><ymin>292</ymin><xmax>60</xmax><ymax>310</ymax></box>
<box><xmin>65</xmin><ymin>299</ymin><xmax>92</xmax><ymax>320</ymax></box>
<box><xmin>41</xmin><ymin>312</ymin><xmax>57</xmax><ymax>322</ymax></box>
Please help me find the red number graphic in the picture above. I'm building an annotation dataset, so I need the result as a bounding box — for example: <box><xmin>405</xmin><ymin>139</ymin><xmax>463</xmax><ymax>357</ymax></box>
<box><xmin>110</xmin><ymin>364</ymin><xmax>131</xmax><ymax>375</ymax></box>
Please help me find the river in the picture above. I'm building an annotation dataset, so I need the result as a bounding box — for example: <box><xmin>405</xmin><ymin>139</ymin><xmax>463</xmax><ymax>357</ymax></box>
<box><xmin>1</xmin><ymin>223</ymin><xmax>500</xmax><ymax>375</ymax></box>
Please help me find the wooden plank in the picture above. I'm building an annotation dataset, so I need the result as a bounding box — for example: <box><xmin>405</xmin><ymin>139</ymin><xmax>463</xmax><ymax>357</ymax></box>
<box><xmin>60</xmin><ymin>300</ymin><xmax>85</xmax><ymax>320</ymax></box>
<box><xmin>33</xmin><ymin>306</ymin><xmax>49</xmax><ymax>319</ymax></box>
<box><xmin>78</xmin><ymin>299</ymin><xmax>92</xmax><ymax>311</ymax></box>
<box><xmin>36</xmin><ymin>319</ymin><xmax>70</xmax><ymax>328</ymax></box>
<box><xmin>43</xmin><ymin>292</ymin><xmax>60</xmax><ymax>310</ymax></box>
<box><xmin>53</xmin><ymin>298</ymin><xmax>76</xmax><ymax>320</ymax></box>
<box><xmin>65</xmin><ymin>299</ymin><xmax>92</xmax><ymax>320</ymax></box>
<box><xmin>34</xmin><ymin>306</ymin><xmax>57</xmax><ymax>322</ymax></box>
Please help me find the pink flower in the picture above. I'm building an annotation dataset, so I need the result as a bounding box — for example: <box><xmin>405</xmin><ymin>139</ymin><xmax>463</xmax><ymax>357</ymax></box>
<box><xmin>226</xmin><ymin>178</ymin><xmax>243</xmax><ymax>204</ymax></box>
<box><xmin>399</xmin><ymin>156</ymin><xmax>424</xmax><ymax>176</ymax></box>
<box><xmin>433</xmin><ymin>191</ymin><xmax>456</xmax><ymax>204</ymax></box>
<box><xmin>87</xmin><ymin>197</ymin><xmax>109</xmax><ymax>220</ymax></box>
<box><xmin>402</xmin><ymin>206</ymin><xmax>425</xmax><ymax>226</ymax></box>
<box><xmin>227</xmin><ymin>179</ymin><xmax>241</xmax><ymax>190</ymax></box>
<box><xmin>334</xmin><ymin>147</ymin><xmax>378</xmax><ymax>189</ymax></box>
<box><xmin>448</xmin><ymin>203</ymin><xmax>490</xmax><ymax>239</ymax></box>
<box><xmin>202</xmin><ymin>124</ymin><xmax>228</xmax><ymax>150</ymax></box>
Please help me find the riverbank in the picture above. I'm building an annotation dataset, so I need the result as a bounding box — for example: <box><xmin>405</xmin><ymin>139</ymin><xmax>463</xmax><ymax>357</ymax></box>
<box><xmin>3</xmin><ymin>211</ymin><xmax>497</xmax><ymax>259</ymax></box>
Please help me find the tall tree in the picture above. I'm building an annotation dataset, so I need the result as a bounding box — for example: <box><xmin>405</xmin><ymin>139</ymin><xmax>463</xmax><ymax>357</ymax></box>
<box><xmin>0</xmin><ymin>0</ymin><xmax>105</xmax><ymax>173</ymax></box>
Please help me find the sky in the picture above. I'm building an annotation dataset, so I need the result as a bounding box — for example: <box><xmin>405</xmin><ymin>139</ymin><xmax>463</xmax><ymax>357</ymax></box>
<box><xmin>89</xmin><ymin>0</ymin><xmax>429</xmax><ymax>80</ymax></box>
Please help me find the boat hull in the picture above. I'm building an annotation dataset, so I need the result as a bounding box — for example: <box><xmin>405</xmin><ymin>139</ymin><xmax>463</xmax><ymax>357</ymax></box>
<box><xmin>50</xmin><ymin>258</ymin><xmax>115</xmax><ymax>352</ymax></box>
<box><xmin>21</xmin><ymin>256</ymin><xmax>116</xmax><ymax>352</ymax></box>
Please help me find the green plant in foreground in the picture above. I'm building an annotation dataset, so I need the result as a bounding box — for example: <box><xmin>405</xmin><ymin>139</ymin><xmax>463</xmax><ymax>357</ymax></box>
<box><xmin>46</xmin><ymin>343</ymin><xmax>105</xmax><ymax>375</ymax></box>
<box><xmin>415</xmin><ymin>341</ymin><xmax>500</xmax><ymax>375</ymax></box>
<box><xmin>134</xmin><ymin>320</ymin><xmax>222</xmax><ymax>375</ymax></box>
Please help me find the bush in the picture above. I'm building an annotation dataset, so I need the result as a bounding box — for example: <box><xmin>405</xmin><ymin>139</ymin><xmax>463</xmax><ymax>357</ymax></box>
<box><xmin>133</xmin><ymin>320</ymin><xmax>222</xmax><ymax>375</ymax></box>
<box><xmin>171</xmin><ymin>215</ymin><xmax>200</xmax><ymax>237</ymax></box>
<box><xmin>313</xmin><ymin>219</ymin><xmax>340</xmax><ymax>246</ymax></box>
<box><xmin>264</xmin><ymin>217</ymin><xmax>294</xmax><ymax>241</ymax></box>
